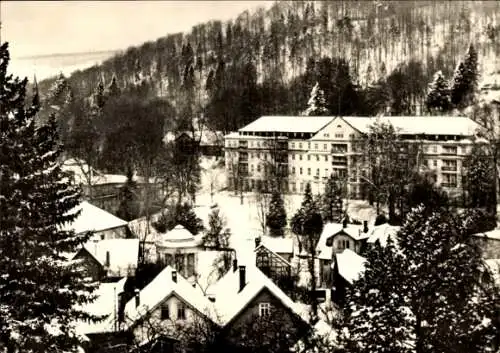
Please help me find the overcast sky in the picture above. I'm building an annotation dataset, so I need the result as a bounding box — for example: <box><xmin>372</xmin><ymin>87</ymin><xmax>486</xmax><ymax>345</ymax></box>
<box><xmin>1</xmin><ymin>1</ymin><xmax>273</xmax><ymax>58</ymax></box>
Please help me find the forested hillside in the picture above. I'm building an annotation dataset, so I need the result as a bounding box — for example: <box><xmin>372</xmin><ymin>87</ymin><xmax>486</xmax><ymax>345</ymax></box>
<box><xmin>34</xmin><ymin>0</ymin><xmax>500</xmax><ymax>173</ymax></box>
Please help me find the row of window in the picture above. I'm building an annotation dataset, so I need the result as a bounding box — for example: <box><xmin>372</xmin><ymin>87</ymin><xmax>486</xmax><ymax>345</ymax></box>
<box><xmin>161</xmin><ymin>302</ymin><xmax>186</xmax><ymax>320</ymax></box>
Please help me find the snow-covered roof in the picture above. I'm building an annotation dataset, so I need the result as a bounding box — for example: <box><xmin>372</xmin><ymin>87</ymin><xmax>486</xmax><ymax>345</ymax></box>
<box><xmin>81</xmin><ymin>239</ymin><xmax>139</xmax><ymax>277</ymax></box>
<box><xmin>156</xmin><ymin>224</ymin><xmax>202</xmax><ymax>248</ymax></box>
<box><xmin>127</xmin><ymin>216</ymin><xmax>161</xmax><ymax>243</ymax></box>
<box><xmin>367</xmin><ymin>223</ymin><xmax>400</xmax><ymax>246</ymax></box>
<box><xmin>316</xmin><ymin>222</ymin><xmax>370</xmax><ymax>260</ymax></box>
<box><xmin>342</xmin><ymin>116</ymin><xmax>479</xmax><ymax>137</ymax></box>
<box><xmin>333</xmin><ymin>249</ymin><xmax>366</xmax><ymax>285</ymax></box>
<box><xmin>123</xmin><ymin>266</ymin><xmax>216</xmax><ymax>327</ymax></box>
<box><xmin>238</xmin><ymin>116</ymin><xmax>335</xmax><ymax>134</ymax></box>
<box><xmin>316</xmin><ymin>223</ymin><xmax>344</xmax><ymax>260</ymax></box>
<box><xmin>207</xmin><ymin>264</ymin><xmax>306</xmax><ymax>326</ymax></box>
<box><xmin>485</xmin><ymin>259</ymin><xmax>500</xmax><ymax>285</ymax></box>
<box><xmin>62</xmin><ymin>201</ymin><xmax>128</xmax><ymax>234</ymax></box>
<box><xmin>75</xmin><ymin>277</ymin><xmax>127</xmax><ymax>334</ymax></box>
<box><xmin>473</xmin><ymin>229</ymin><xmax>500</xmax><ymax>241</ymax></box>
<box><xmin>260</xmin><ymin>235</ymin><xmax>294</xmax><ymax>254</ymax></box>
<box><xmin>224</xmin><ymin>132</ymin><xmax>240</xmax><ymax>139</ymax></box>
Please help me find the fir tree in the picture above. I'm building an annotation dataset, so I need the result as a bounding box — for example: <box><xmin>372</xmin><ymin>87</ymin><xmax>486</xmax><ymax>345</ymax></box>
<box><xmin>425</xmin><ymin>70</ymin><xmax>451</xmax><ymax>113</ymax></box>
<box><xmin>0</xmin><ymin>42</ymin><xmax>97</xmax><ymax>352</ymax></box>
<box><xmin>302</xmin><ymin>82</ymin><xmax>330</xmax><ymax>116</ymax></box>
<box><xmin>320</xmin><ymin>174</ymin><xmax>344</xmax><ymax>223</ymax></box>
<box><xmin>464</xmin><ymin>142</ymin><xmax>496</xmax><ymax>213</ymax></box>
<box><xmin>201</xmin><ymin>206</ymin><xmax>231</xmax><ymax>249</ymax></box>
<box><xmin>291</xmin><ymin>182</ymin><xmax>323</xmax><ymax>323</ymax></box>
<box><xmin>153</xmin><ymin>202</ymin><xmax>204</xmax><ymax>235</ymax></box>
<box><xmin>266</xmin><ymin>191</ymin><xmax>287</xmax><ymax>236</ymax></box>
<box><xmin>107</xmin><ymin>75</ymin><xmax>121</xmax><ymax>98</ymax></box>
<box><xmin>342</xmin><ymin>206</ymin><xmax>497</xmax><ymax>352</ymax></box>
<box><xmin>451</xmin><ymin>44</ymin><xmax>479</xmax><ymax>109</ymax></box>
<box><xmin>116</xmin><ymin>167</ymin><xmax>140</xmax><ymax>222</ymax></box>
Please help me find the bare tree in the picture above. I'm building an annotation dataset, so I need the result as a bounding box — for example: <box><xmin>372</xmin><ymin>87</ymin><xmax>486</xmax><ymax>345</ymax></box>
<box><xmin>255</xmin><ymin>192</ymin><xmax>271</xmax><ymax>236</ymax></box>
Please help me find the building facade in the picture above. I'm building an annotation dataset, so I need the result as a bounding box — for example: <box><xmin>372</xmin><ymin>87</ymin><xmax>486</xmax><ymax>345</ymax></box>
<box><xmin>224</xmin><ymin>115</ymin><xmax>480</xmax><ymax>199</ymax></box>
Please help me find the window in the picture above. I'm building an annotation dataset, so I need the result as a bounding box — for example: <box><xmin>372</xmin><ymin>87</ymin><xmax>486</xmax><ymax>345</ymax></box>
<box><xmin>335</xmin><ymin>133</ymin><xmax>344</xmax><ymax>138</ymax></box>
<box><xmin>307</xmin><ymin>168</ymin><xmax>311</xmax><ymax>175</ymax></box>
<box><xmin>314</xmin><ymin>143</ymin><xmax>318</xmax><ymax>149</ymax></box>
<box><xmin>324</xmin><ymin>155</ymin><xmax>328</xmax><ymax>162</ymax></box>
<box><xmin>308</xmin><ymin>142</ymin><xmax>311</xmax><ymax>149</ymax></box>
<box><xmin>291</xmin><ymin>142</ymin><xmax>295</xmax><ymax>148</ymax></box>
<box><xmin>250</xmin><ymin>141</ymin><xmax>253</xmax><ymax>147</ymax></box>
<box><xmin>324</xmin><ymin>133</ymin><xmax>330</xmax><ymax>137</ymax></box>
<box><xmin>300</xmin><ymin>167</ymin><xmax>303</xmax><ymax>175</ymax></box>
<box><xmin>257</xmin><ymin>165</ymin><xmax>261</xmax><ymax>172</ymax></box>
<box><xmin>338</xmin><ymin>239</ymin><xmax>350</xmax><ymax>250</ymax></box>
<box><xmin>187</xmin><ymin>254</ymin><xmax>195</xmax><ymax>277</ymax></box>
<box><xmin>316</xmin><ymin>168</ymin><xmax>320</xmax><ymax>176</ymax></box>
<box><xmin>325</xmin><ymin>168</ymin><xmax>329</xmax><ymax>176</ymax></box>
<box><xmin>299</xmin><ymin>143</ymin><xmax>302</xmax><ymax>149</ymax></box>
<box><xmin>251</xmin><ymin>164</ymin><xmax>254</xmax><ymax>172</ymax></box>
<box><xmin>433</xmin><ymin>160</ymin><xmax>437</xmax><ymax>167</ymax></box>
<box><xmin>307</xmin><ymin>155</ymin><xmax>311</xmax><ymax>161</ymax></box>
<box><xmin>292</xmin><ymin>167</ymin><xmax>296</xmax><ymax>174</ymax></box>
<box><xmin>257</xmin><ymin>142</ymin><xmax>260</xmax><ymax>148</ymax></box>
<box><xmin>258</xmin><ymin>153</ymin><xmax>261</xmax><ymax>159</ymax></box>
<box><xmin>292</xmin><ymin>154</ymin><xmax>295</xmax><ymax>160</ymax></box>
<box><xmin>432</xmin><ymin>145</ymin><xmax>437</xmax><ymax>153</ymax></box>
<box><xmin>316</xmin><ymin>155</ymin><xmax>320</xmax><ymax>161</ymax></box>
<box><xmin>177</xmin><ymin>303</ymin><xmax>186</xmax><ymax>320</ymax></box>
<box><xmin>259</xmin><ymin>302</ymin><xmax>271</xmax><ymax>316</ymax></box>
<box><xmin>299</xmin><ymin>154</ymin><xmax>303</xmax><ymax>161</ymax></box>
<box><xmin>324</xmin><ymin>144</ymin><xmax>327</xmax><ymax>150</ymax></box>
<box><xmin>161</xmin><ymin>304</ymin><xmax>170</xmax><ymax>320</ymax></box>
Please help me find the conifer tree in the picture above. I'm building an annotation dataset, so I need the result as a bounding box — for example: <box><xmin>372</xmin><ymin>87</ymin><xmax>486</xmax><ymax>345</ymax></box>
<box><xmin>451</xmin><ymin>44</ymin><xmax>479</xmax><ymax>109</ymax></box>
<box><xmin>266</xmin><ymin>190</ymin><xmax>287</xmax><ymax>236</ymax></box>
<box><xmin>201</xmin><ymin>206</ymin><xmax>231</xmax><ymax>249</ymax></box>
<box><xmin>0</xmin><ymin>42</ymin><xmax>97</xmax><ymax>352</ymax></box>
<box><xmin>464</xmin><ymin>142</ymin><xmax>496</xmax><ymax>213</ymax></box>
<box><xmin>107</xmin><ymin>75</ymin><xmax>121</xmax><ymax>98</ymax></box>
<box><xmin>291</xmin><ymin>183</ymin><xmax>323</xmax><ymax>323</ymax></box>
<box><xmin>153</xmin><ymin>202</ymin><xmax>204</xmax><ymax>235</ymax></box>
<box><xmin>426</xmin><ymin>70</ymin><xmax>451</xmax><ymax>113</ymax></box>
<box><xmin>116</xmin><ymin>167</ymin><xmax>140</xmax><ymax>221</ymax></box>
<box><xmin>342</xmin><ymin>206</ymin><xmax>497</xmax><ymax>352</ymax></box>
<box><xmin>320</xmin><ymin>174</ymin><xmax>344</xmax><ymax>223</ymax></box>
<box><xmin>303</xmin><ymin>82</ymin><xmax>330</xmax><ymax>116</ymax></box>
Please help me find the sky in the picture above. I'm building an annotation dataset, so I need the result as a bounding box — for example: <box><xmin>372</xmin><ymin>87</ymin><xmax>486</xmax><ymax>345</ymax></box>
<box><xmin>0</xmin><ymin>1</ymin><xmax>273</xmax><ymax>79</ymax></box>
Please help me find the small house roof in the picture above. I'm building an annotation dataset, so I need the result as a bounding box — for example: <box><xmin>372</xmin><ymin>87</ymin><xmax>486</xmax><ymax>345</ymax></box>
<box><xmin>367</xmin><ymin>223</ymin><xmax>401</xmax><ymax>246</ymax></box>
<box><xmin>206</xmin><ymin>264</ymin><xmax>306</xmax><ymax>326</ymax></box>
<box><xmin>333</xmin><ymin>249</ymin><xmax>366</xmax><ymax>285</ymax></box>
<box><xmin>81</xmin><ymin>239</ymin><xmax>139</xmax><ymax>277</ymax></box>
<box><xmin>62</xmin><ymin>201</ymin><xmax>128</xmax><ymax>234</ymax></box>
<box><xmin>473</xmin><ymin>229</ymin><xmax>500</xmax><ymax>241</ymax></box>
<box><xmin>156</xmin><ymin>225</ymin><xmax>202</xmax><ymax>248</ymax></box>
<box><xmin>260</xmin><ymin>235</ymin><xmax>294</xmax><ymax>254</ymax></box>
<box><xmin>123</xmin><ymin>266</ymin><xmax>216</xmax><ymax>327</ymax></box>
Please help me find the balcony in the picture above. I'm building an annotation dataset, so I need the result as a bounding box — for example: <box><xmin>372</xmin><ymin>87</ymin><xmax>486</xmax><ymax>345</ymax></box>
<box><xmin>331</xmin><ymin>156</ymin><xmax>348</xmax><ymax>166</ymax></box>
<box><xmin>441</xmin><ymin>147</ymin><xmax>457</xmax><ymax>156</ymax></box>
<box><xmin>441</xmin><ymin>165</ymin><xmax>457</xmax><ymax>172</ymax></box>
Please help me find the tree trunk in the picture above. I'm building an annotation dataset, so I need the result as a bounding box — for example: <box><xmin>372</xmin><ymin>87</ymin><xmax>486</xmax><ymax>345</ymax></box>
<box><xmin>415</xmin><ymin>314</ymin><xmax>424</xmax><ymax>353</ymax></box>
<box><xmin>388</xmin><ymin>192</ymin><xmax>396</xmax><ymax>224</ymax></box>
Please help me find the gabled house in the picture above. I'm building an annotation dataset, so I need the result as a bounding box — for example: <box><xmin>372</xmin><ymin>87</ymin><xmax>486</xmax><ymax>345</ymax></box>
<box><xmin>63</xmin><ymin>201</ymin><xmax>130</xmax><ymax>240</ymax></box>
<box><xmin>256</xmin><ymin>235</ymin><xmax>294</xmax><ymax>263</ymax></box>
<box><xmin>74</xmin><ymin>239</ymin><xmax>140</xmax><ymax>281</ymax></box>
<box><xmin>254</xmin><ymin>237</ymin><xmax>293</xmax><ymax>289</ymax></box>
<box><xmin>206</xmin><ymin>261</ymin><xmax>310</xmax><ymax>343</ymax></box>
<box><xmin>315</xmin><ymin>220</ymin><xmax>369</xmax><ymax>289</ymax></box>
<box><xmin>120</xmin><ymin>265</ymin><xmax>216</xmax><ymax>345</ymax></box>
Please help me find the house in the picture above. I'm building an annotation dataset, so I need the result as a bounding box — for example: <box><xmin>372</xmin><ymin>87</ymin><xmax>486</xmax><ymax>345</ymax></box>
<box><xmin>62</xmin><ymin>158</ymin><xmax>164</xmax><ymax>215</ymax></box>
<box><xmin>366</xmin><ymin>223</ymin><xmax>400</xmax><ymax>247</ymax></box>
<box><xmin>74</xmin><ymin>239</ymin><xmax>140</xmax><ymax>281</ymax></box>
<box><xmin>120</xmin><ymin>265</ymin><xmax>216</xmax><ymax>345</ymax></box>
<box><xmin>315</xmin><ymin>220</ymin><xmax>369</xmax><ymax>289</ymax></box>
<box><xmin>163</xmin><ymin>129</ymin><xmax>224</xmax><ymax>158</ymax></box>
<box><xmin>62</xmin><ymin>201</ymin><xmax>130</xmax><ymax>240</ymax></box>
<box><xmin>156</xmin><ymin>224</ymin><xmax>204</xmax><ymax>279</ymax></box>
<box><xmin>254</xmin><ymin>237</ymin><xmax>293</xmax><ymax>289</ymax></box>
<box><xmin>331</xmin><ymin>249</ymin><xmax>366</xmax><ymax>305</ymax></box>
<box><xmin>473</xmin><ymin>229</ymin><xmax>500</xmax><ymax>259</ymax></box>
<box><xmin>206</xmin><ymin>261</ymin><xmax>310</xmax><ymax>343</ymax></box>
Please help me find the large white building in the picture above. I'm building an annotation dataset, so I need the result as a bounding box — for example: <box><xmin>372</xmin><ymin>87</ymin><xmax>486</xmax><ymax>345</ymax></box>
<box><xmin>224</xmin><ymin>115</ymin><xmax>481</xmax><ymax>198</ymax></box>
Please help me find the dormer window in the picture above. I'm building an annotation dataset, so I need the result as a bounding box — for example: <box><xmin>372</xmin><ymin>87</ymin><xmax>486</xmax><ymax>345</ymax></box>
<box><xmin>259</xmin><ymin>302</ymin><xmax>271</xmax><ymax>316</ymax></box>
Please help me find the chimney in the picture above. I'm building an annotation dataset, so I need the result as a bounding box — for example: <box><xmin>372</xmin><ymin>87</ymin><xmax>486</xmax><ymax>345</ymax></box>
<box><xmin>363</xmin><ymin>221</ymin><xmax>369</xmax><ymax>233</ymax></box>
<box><xmin>105</xmin><ymin>251</ymin><xmax>110</xmax><ymax>267</ymax></box>
<box><xmin>134</xmin><ymin>288</ymin><xmax>140</xmax><ymax>308</ymax></box>
<box><xmin>172</xmin><ymin>270</ymin><xmax>177</xmax><ymax>283</ymax></box>
<box><xmin>255</xmin><ymin>236</ymin><xmax>261</xmax><ymax>248</ymax></box>
<box><xmin>239</xmin><ymin>266</ymin><xmax>246</xmax><ymax>292</ymax></box>
<box><xmin>232</xmin><ymin>258</ymin><xmax>238</xmax><ymax>272</ymax></box>
<box><xmin>342</xmin><ymin>217</ymin><xmax>348</xmax><ymax>228</ymax></box>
